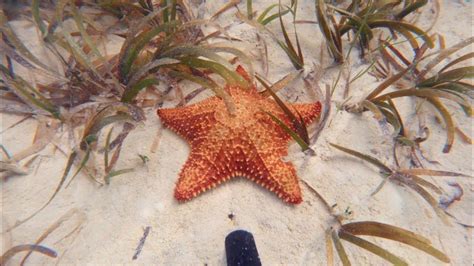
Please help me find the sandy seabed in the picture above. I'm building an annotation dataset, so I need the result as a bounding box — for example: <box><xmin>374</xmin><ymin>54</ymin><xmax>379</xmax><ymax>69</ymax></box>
<box><xmin>1</xmin><ymin>0</ymin><xmax>473</xmax><ymax>265</ymax></box>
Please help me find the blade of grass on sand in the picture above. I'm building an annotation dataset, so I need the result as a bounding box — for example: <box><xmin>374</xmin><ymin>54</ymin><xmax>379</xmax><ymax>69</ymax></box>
<box><xmin>265</xmin><ymin>111</ymin><xmax>310</xmax><ymax>151</ymax></box>
<box><xmin>236</xmin><ymin>6</ymin><xmax>303</xmax><ymax>69</ymax></box>
<box><xmin>168</xmin><ymin>70</ymin><xmax>236</xmax><ymax>115</ymax></box>
<box><xmin>210</xmin><ymin>0</ymin><xmax>240</xmax><ymax>20</ymax></box>
<box><xmin>59</xmin><ymin>30</ymin><xmax>102</xmax><ymax>78</ymax></box>
<box><xmin>160</xmin><ymin>0</ymin><xmax>178</xmax><ymax>22</ymax></box>
<box><xmin>0</xmin><ymin>41</ymin><xmax>66</xmax><ymax>82</ymax></box>
<box><xmin>70</xmin><ymin>4</ymin><xmax>103</xmax><ymax>60</ymax></box>
<box><xmin>119</xmin><ymin>21</ymin><xmax>179</xmax><ymax>82</ymax></box>
<box><xmin>361</xmin><ymin>100</ymin><xmax>390</xmax><ymax>135</ymax></box>
<box><xmin>122</xmin><ymin>78</ymin><xmax>160</xmax><ymax>103</ymax></box>
<box><xmin>47</xmin><ymin>0</ymin><xmax>95</xmax><ymax>47</ymax></box>
<box><xmin>0</xmin><ymin>245</ymin><xmax>57</xmax><ymax>265</ymax></box>
<box><xmin>178</xmin><ymin>57</ymin><xmax>249</xmax><ymax>87</ymax></box>
<box><xmin>121</xmin><ymin>7</ymin><xmax>169</xmax><ymax>50</ymax></box>
<box><xmin>330</xmin><ymin>143</ymin><xmax>392</xmax><ymax>174</ymax></box>
<box><xmin>409</xmin><ymin>174</ymin><xmax>443</xmax><ymax>194</ymax></box>
<box><xmin>258</xmin><ymin>4</ymin><xmax>291</xmax><ymax>25</ymax></box>
<box><xmin>31</xmin><ymin>0</ymin><xmax>47</xmax><ymax>36</ymax></box>
<box><xmin>396</xmin><ymin>0</ymin><xmax>428</xmax><ymax>20</ymax></box>
<box><xmin>161</xmin><ymin>0</ymin><xmax>169</xmax><ymax>23</ymax></box>
<box><xmin>366</xmin><ymin>65</ymin><xmax>412</xmax><ymax>100</ymax></box>
<box><xmin>438</xmin><ymin>52</ymin><xmax>474</xmax><ymax>73</ymax></box>
<box><xmin>455</xmin><ymin>126</ymin><xmax>473</xmax><ymax>144</ymax></box>
<box><xmin>4</xmin><ymin>150</ymin><xmax>76</xmax><ymax>232</ymax></box>
<box><xmin>257</xmin><ymin>4</ymin><xmax>280</xmax><ymax>23</ymax></box>
<box><xmin>350</xmin><ymin>60</ymin><xmax>377</xmax><ymax>84</ymax></box>
<box><xmin>326</xmin><ymin>230</ymin><xmax>335</xmax><ymax>266</ymax></box>
<box><xmin>65</xmin><ymin>148</ymin><xmax>92</xmax><ymax>188</ymax></box>
<box><xmin>367</xmin><ymin>20</ymin><xmax>434</xmax><ymax>48</ymax></box>
<box><xmin>289</xmin><ymin>0</ymin><xmax>303</xmax><ymax>65</ymax></box>
<box><xmin>419</xmin><ymin>37</ymin><xmax>474</xmax><ymax>77</ymax></box>
<box><xmin>126</xmin><ymin>58</ymin><xmax>179</xmax><ymax>89</ymax></box>
<box><xmin>11</xmin><ymin>119</ymin><xmax>59</xmax><ymax>162</ymax></box>
<box><xmin>0</xmin><ymin>11</ymin><xmax>55</xmax><ymax>72</ymax></box>
<box><xmin>256</xmin><ymin>70</ymin><xmax>301</xmax><ymax>97</ymax></box>
<box><xmin>426</xmin><ymin>97</ymin><xmax>455</xmax><ymax>153</ymax></box>
<box><xmin>204</xmin><ymin>44</ymin><xmax>255</xmax><ymax>80</ymax></box>
<box><xmin>417</xmin><ymin>66</ymin><xmax>474</xmax><ymax>88</ymax></box>
<box><xmin>161</xmin><ymin>45</ymin><xmax>235</xmax><ymax>70</ymax></box>
<box><xmin>399</xmin><ymin>169</ymin><xmax>468</xmax><ymax>177</ymax></box>
<box><xmin>341</xmin><ymin>221</ymin><xmax>450</xmax><ymax>263</ymax></box>
<box><xmin>105</xmin><ymin>168</ymin><xmax>135</xmax><ymax>185</ymax></box>
<box><xmin>0</xmin><ymin>71</ymin><xmax>62</xmax><ymax>120</ymax></box>
<box><xmin>331</xmin><ymin>230</ymin><xmax>351</xmax><ymax>266</ymax></box>
<box><xmin>20</xmin><ymin>208</ymin><xmax>80</xmax><ymax>265</ymax></box>
<box><xmin>82</xmin><ymin>113</ymin><xmax>133</xmax><ymax>150</ymax></box>
<box><xmin>431</xmin><ymin>84</ymin><xmax>474</xmax><ymax>111</ymax></box>
<box><xmin>386</xmin><ymin>99</ymin><xmax>405</xmax><ymax>135</ymax></box>
<box><xmin>81</xmin><ymin>104</ymin><xmax>145</xmax><ymax>150</ymax></box>
<box><xmin>247</xmin><ymin>0</ymin><xmax>253</xmax><ymax>19</ymax></box>
<box><xmin>237</xmin><ymin>11</ymin><xmax>303</xmax><ymax>70</ymax></box>
<box><xmin>372</xmin><ymin>88</ymin><xmax>470</xmax><ymax>107</ymax></box>
<box><xmin>0</xmin><ymin>41</ymin><xmax>37</xmax><ymax>71</ymax></box>
<box><xmin>255</xmin><ymin>73</ymin><xmax>298</xmax><ymax>116</ymax></box>
<box><xmin>66</xmin><ymin>106</ymin><xmax>144</xmax><ymax>186</ymax></box>
<box><xmin>256</xmin><ymin>73</ymin><xmax>311</xmax><ymax>146</ymax></box>
<box><xmin>170</xmin><ymin>0</ymin><xmax>177</xmax><ymax>21</ymax></box>
<box><xmin>105</xmin><ymin>137</ymin><xmax>125</xmax><ymax>174</ymax></box>
<box><xmin>370</xmin><ymin>173</ymin><xmax>392</xmax><ymax>196</ymax></box>
<box><xmin>104</xmin><ymin>127</ymin><xmax>114</xmax><ymax>172</ymax></box>
<box><xmin>277</xmin><ymin>1</ymin><xmax>304</xmax><ymax>70</ymax></box>
<box><xmin>315</xmin><ymin>0</ymin><xmax>343</xmax><ymax>62</ymax></box>
<box><xmin>53</xmin><ymin>0</ymin><xmax>68</xmax><ymax>27</ymax></box>
<box><xmin>403</xmin><ymin>178</ymin><xmax>450</xmax><ymax>224</ymax></box>
<box><xmin>381</xmin><ymin>38</ymin><xmax>414</xmax><ymax>68</ymax></box>
<box><xmin>378</xmin><ymin>104</ymin><xmax>402</xmax><ymax>137</ymax></box>
<box><xmin>391</xmin><ymin>27</ymin><xmax>421</xmax><ymax>52</ymax></box>
<box><xmin>338</xmin><ymin>230</ymin><xmax>408</xmax><ymax>265</ymax></box>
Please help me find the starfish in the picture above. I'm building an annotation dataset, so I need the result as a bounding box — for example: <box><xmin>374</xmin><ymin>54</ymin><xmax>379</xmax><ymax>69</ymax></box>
<box><xmin>157</xmin><ymin>67</ymin><xmax>321</xmax><ymax>204</ymax></box>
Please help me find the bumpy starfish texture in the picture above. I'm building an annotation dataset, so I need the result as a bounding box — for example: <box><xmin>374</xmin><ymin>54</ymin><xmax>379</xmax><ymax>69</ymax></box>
<box><xmin>157</xmin><ymin>67</ymin><xmax>321</xmax><ymax>204</ymax></box>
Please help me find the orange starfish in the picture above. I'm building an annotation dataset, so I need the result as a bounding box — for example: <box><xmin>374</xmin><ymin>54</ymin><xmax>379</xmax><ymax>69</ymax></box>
<box><xmin>157</xmin><ymin>67</ymin><xmax>321</xmax><ymax>204</ymax></box>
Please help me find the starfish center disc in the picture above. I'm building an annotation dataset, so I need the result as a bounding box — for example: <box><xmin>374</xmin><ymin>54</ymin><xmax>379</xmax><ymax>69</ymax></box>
<box><xmin>215</xmin><ymin>91</ymin><xmax>263</xmax><ymax>130</ymax></box>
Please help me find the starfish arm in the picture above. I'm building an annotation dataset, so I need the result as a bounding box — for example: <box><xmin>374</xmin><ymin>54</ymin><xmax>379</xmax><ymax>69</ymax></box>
<box><xmin>245</xmin><ymin>127</ymin><xmax>303</xmax><ymax>203</ymax></box>
<box><xmin>157</xmin><ymin>98</ymin><xmax>220</xmax><ymax>144</ymax></box>
<box><xmin>290</xmin><ymin>101</ymin><xmax>322</xmax><ymax>124</ymax></box>
<box><xmin>253</xmin><ymin>157</ymin><xmax>302</xmax><ymax>204</ymax></box>
<box><xmin>242</xmin><ymin>148</ymin><xmax>303</xmax><ymax>203</ymax></box>
<box><xmin>174</xmin><ymin>153</ymin><xmax>217</xmax><ymax>201</ymax></box>
<box><xmin>174</xmin><ymin>143</ymin><xmax>229</xmax><ymax>201</ymax></box>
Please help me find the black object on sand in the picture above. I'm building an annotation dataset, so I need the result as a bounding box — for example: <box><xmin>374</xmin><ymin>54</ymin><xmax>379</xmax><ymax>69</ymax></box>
<box><xmin>225</xmin><ymin>230</ymin><xmax>262</xmax><ymax>266</ymax></box>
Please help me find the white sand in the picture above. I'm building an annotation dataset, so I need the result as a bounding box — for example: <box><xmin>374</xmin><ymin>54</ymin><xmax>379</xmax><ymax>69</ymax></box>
<box><xmin>1</xmin><ymin>1</ymin><xmax>473</xmax><ymax>265</ymax></box>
